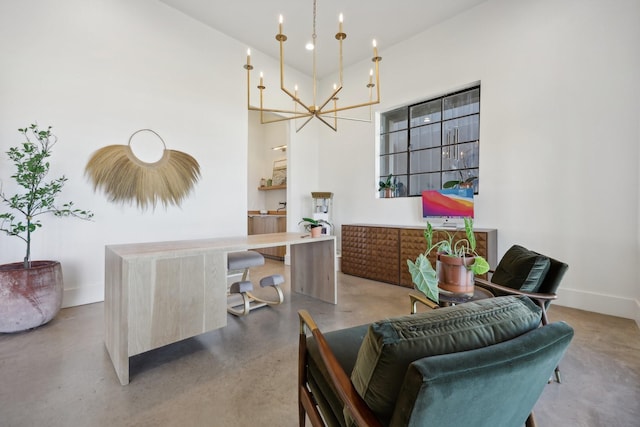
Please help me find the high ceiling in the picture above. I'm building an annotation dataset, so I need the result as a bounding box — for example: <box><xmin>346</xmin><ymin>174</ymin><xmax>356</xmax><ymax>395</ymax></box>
<box><xmin>158</xmin><ymin>0</ymin><xmax>487</xmax><ymax>78</ymax></box>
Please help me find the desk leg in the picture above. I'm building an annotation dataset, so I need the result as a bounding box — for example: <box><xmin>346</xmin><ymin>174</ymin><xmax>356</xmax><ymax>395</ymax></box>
<box><xmin>290</xmin><ymin>239</ymin><xmax>337</xmax><ymax>304</ymax></box>
<box><xmin>105</xmin><ymin>339</ymin><xmax>129</xmax><ymax>386</ymax></box>
<box><xmin>104</xmin><ymin>249</ymin><xmax>130</xmax><ymax>385</ymax></box>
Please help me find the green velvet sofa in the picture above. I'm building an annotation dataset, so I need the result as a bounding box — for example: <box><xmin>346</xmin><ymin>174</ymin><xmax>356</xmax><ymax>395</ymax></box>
<box><xmin>298</xmin><ymin>296</ymin><xmax>573</xmax><ymax>427</ymax></box>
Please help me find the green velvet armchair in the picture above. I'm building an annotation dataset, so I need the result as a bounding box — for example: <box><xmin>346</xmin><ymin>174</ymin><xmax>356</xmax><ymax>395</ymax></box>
<box><xmin>298</xmin><ymin>296</ymin><xmax>573</xmax><ymax>427</ymax></box>
<box><xmin>474</xmin><ymin>244</ymin><xmax>569</xmax><ymax>382</ymax></box>
<box><xmin>473</xmin><ymin>244</ymin><xmax>568</xmax><ymax>327</ymax></box>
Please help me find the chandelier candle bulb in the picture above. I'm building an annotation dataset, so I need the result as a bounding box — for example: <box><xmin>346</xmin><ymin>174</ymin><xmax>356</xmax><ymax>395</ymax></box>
<box><xmin>339</xmin><ymin>13</ymin><xmax>343</xmax><ymax>33</ymax></box>
<box><xmin>373</xmin><ymin>39</ymin><xmax>378</xmax><ymax>57</ymax></box>
<box><xmin>246</xmin><ymin>48</ymin><xmax>251</xmax><ymax>66</ymax></box>
<box><xmin>279</xmin><ymin>15</ymin><xmax>283</xmax><ymax>35</ymax></box>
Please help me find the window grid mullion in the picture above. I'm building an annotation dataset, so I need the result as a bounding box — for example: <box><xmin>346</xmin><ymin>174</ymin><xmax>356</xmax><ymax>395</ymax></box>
<box><xmin>380</xmin><ymin>85</ymin><xmax>480</xmax><ymax>197</ymax></box>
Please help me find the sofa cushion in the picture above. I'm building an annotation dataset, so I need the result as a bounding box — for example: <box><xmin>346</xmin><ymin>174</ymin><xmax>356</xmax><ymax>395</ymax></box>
<box><xmin>349</xmin><ymin>296</ymin><xmax>542</xmax><ymax>425</ymax></box>
<box><xmin>492</xmin><ymin>245</ymin><xmax>551</xmax><ymax>293</ymax></box>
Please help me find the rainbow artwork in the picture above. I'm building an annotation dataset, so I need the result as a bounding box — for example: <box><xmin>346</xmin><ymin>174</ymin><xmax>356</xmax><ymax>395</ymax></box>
<box><xmin>422</xmin><ymin>188</ymin><xmax>474</xmax><ymax>218</ymax></box>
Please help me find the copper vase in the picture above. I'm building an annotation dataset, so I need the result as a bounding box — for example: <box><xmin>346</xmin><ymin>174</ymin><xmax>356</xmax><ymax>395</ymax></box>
<box><xmin>436</xmin><ymin>254</ymin><xmax>475</xmax><ymax>296</ymax></box>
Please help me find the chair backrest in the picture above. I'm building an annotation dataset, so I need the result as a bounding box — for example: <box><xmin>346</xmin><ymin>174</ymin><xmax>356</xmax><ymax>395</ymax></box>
<box><xmin>537</xmin><ymin>255</ymin><xmax>569</xmax><ymax>295</ymax></box>
<box><xmin>492</xmin><ymin>245</ymin><xmax>568</xmax><ymax>300</ymax></box>
<box><xmin>389</xmin><ymin>321</ymin><xmax>574</xmax><ymax>427</ymax></box>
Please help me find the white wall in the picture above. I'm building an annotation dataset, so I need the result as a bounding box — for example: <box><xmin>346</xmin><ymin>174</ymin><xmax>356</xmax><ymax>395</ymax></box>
<box><xmin>2</xmin><ymin>0</ymin><xmax>637</xmax><ymax>322</ymax></box>
<box><xmin>321</xmin><ymin>0</ymin><xmax>640</xmax><ymax>320</ymax></box>
<box><xmin>0</xmin><ymin>0</ymin><xmax>315</xmax><ymax>307</ymax></box>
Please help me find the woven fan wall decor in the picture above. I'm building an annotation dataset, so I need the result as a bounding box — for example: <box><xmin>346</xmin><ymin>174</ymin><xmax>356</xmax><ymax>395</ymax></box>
<box><xmin>85</xmin><ymin>129</ymin><xmax>201</xmax><ymax>210</ymax></box>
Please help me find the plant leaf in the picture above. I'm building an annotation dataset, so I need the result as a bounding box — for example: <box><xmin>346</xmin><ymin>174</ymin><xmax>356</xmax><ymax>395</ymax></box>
<box><xmin>470</xmin><ymin>256</ymin><xmax>490</xmax><ymax>275</ymax></box>
<box><xmin>407</xmin><ymin>254</ymin><xmax>439</xmax><ymax>304</ymax></box>
<box><xmin>464</xmin><ymin>217</ymin><xmax>476</xmax><ymax>252</ymax></box>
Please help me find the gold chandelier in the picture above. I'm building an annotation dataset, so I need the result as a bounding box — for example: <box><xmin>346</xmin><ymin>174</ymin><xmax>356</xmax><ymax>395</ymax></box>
<box><xmin>243</xmin><ymin>0</ymin><xmax>381</xmax><ymax>132</ymax></box>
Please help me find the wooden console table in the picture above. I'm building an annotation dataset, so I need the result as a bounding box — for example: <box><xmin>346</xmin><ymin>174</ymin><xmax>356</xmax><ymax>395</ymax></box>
<box><xmin>104</xmin><ymin>232</ymin><xmax>335</xmax><ymax>385</ymax></box>
<box><xmin>341</xmin><ymin>224</ymin><xmax>497</xmax><ymax>288</ymax></box>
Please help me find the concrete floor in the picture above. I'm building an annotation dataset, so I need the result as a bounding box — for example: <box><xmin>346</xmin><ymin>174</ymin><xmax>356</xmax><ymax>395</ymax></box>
<box><xmin>1</xmin><ymin>259</ymin><xmax>639</xmax><ymax>427</ymax></box>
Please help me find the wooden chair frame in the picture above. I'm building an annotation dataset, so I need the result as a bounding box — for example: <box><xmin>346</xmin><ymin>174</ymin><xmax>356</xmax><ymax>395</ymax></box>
<box><xmin>298</xmin><ymin>310</ymin><xmax>383</xmax><ymax>427</ymax></box>
<box><xmin>474</xmin><ymin>277</ymin><xmax>558</xmax><ymax>325</ymax></box>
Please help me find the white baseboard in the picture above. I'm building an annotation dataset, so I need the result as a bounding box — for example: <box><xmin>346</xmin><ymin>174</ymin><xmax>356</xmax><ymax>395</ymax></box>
<box><xmin>556</xmin><ymin>287</ymin><xmax>639</xmax><ymax>322</ymax></box>
<box><xmin>62</xmin><ymin>284</ymin><xmax>104</xmax><ymax>308</ymax></box>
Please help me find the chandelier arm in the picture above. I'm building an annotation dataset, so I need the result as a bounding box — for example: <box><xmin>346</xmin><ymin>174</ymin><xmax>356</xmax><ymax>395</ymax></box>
<box><xmin>278</xmin><ymin>30</ymin><xmax>314</xmax><ymax>114</ymax></box>
<box><xmin>295</xmin><ymin>115</ymin><xmax>317</xmax><ymax>133</ymax></box>
<box><xmin>246</xmin><ymin>68</ymin><xmax>252</xmax><ymax>109</ymax></box>
<box><xmin>317</xmin><ymin>115</ymin><xmax>373</xmax><ymax>123</ymax></box>
<box><xmin>319</xmin><ymin>57</ymin><xmax>381</xmax><ymax>115</ymax></box>
<box><xmin>320</xmin><ymin>98</ymin><xmax>380</xmax><ymax>115</ymax></box>
<box><xmin>277</xmin><ymin>25</ymin><xmax>288</xmax><ymax>96</ymax></box>
<box><xmin>316</xmin><ymin>86</ymin><xmax>342</xmax><ymax>113</ymax></box>
<box><xmin>249</xmin><ymin>105</ymin><xmax>313</xmax><ymax>117</ymax></box>
<box><xmin>338</xmin><ymin>34</ymin><xmax>344</xmax><ymax>88</ymax></box>
<box><xmin>281</xmin><ymin>86</ymin><xmax>313</xmax><ymax>112</ymax></box>
<box><xmin>314</xmin><ymin>114</ymin><xmax>338</xmax><ymax>132</ymax></box>
<box><xmin>262</xmin><ymin>113</ymin><xmax>313</xmax><ymax>124</ymax></box>
<box><xmin>373</xmin><ymin>57</ymin><xmax>381</xmax><ymax>105</ymax></box>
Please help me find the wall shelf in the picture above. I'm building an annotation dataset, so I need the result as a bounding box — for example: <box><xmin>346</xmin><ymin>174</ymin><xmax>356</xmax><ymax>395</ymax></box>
<box><xmin>258</xmin><ymin>185</ymin><xmax>286</xmax><ymax>191</ymax></box>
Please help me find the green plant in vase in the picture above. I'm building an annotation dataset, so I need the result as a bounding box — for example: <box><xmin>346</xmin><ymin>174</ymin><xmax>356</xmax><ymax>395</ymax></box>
<box><xmin>378</xmin><ymin>174</ymin><xmax>397</xmax><ymax>197</ymax></box>
<box><xmin>298</xmin><ymin>217</ymin><xmax>332</xmax><ymax>236</ymax></box>
<box><xmin>407</xmin><ymin>217</ymin><xmax>489</xmax><ymax>303</ymax></box>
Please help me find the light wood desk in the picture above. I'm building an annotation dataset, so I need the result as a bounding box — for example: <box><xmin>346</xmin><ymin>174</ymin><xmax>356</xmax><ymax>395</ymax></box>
<box><xmin>104</xmin><ymin>232</ymin><xmax>336</xmax><ymax>385</ymax></box>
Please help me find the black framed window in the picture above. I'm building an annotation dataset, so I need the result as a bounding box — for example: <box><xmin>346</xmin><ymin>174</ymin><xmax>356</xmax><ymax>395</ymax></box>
<box><xmin>379</xmin><ymin>86</ymin><xmax>480</xmax><ymax>197</ymax></box>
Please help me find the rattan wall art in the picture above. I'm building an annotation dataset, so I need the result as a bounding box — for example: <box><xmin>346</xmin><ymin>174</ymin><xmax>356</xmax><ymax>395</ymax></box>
<box><xmin>85</xmin><ymin>129</ymin><xmax>200</xmax><ymax>210</ymax></box>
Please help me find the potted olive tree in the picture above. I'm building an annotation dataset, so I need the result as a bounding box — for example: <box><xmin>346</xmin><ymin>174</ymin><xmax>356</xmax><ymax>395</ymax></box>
<box><xmin>407</xmin><ymin>218</ymin><xmax>489</xmax><ymax>303</ymax></box>
<box><xmin>0</xmin><ymin>124</ymin><xmax>93</xmax><ymax>332</ymax></box>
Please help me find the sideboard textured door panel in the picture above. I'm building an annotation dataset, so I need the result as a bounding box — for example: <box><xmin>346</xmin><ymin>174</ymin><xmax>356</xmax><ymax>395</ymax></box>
<box><xmin>399</xmin><ymin>229</ymin><xmax>427</xmax><ymax>288</ymax></box>
<box><xmin>341</xmin><ymin>225</ymin><xmax>399</xmax><ymax>284</ymax></box>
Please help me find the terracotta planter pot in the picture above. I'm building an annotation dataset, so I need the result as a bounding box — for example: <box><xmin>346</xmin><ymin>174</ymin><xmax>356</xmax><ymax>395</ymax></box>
<box><xmin>436</xmin><ymin>254</ymin><xmax>475</xmax><ymax>296</ymax></box>
<box><xmin>310</xmin><ymin>226</ymin><xmax>322</xmax><ymax>237</ymax></box>
<box><xmin>0</xmin><ymin>260</ymin><xmax>63</xmax><ymax>333</ymax></box>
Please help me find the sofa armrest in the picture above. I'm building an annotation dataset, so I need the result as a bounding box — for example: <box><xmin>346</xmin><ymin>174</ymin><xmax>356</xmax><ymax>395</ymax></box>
<box><xmin>299</xmin><ymin>310</ymin><xmax>382</xmax><ymax>427</ymax></box>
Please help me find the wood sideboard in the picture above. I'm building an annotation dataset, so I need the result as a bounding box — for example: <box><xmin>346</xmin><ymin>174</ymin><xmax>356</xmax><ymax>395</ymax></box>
<box><xmin>341</xmin><ymin>224</ymin><xmax>497</xmax><ymax>288</ymax></box>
